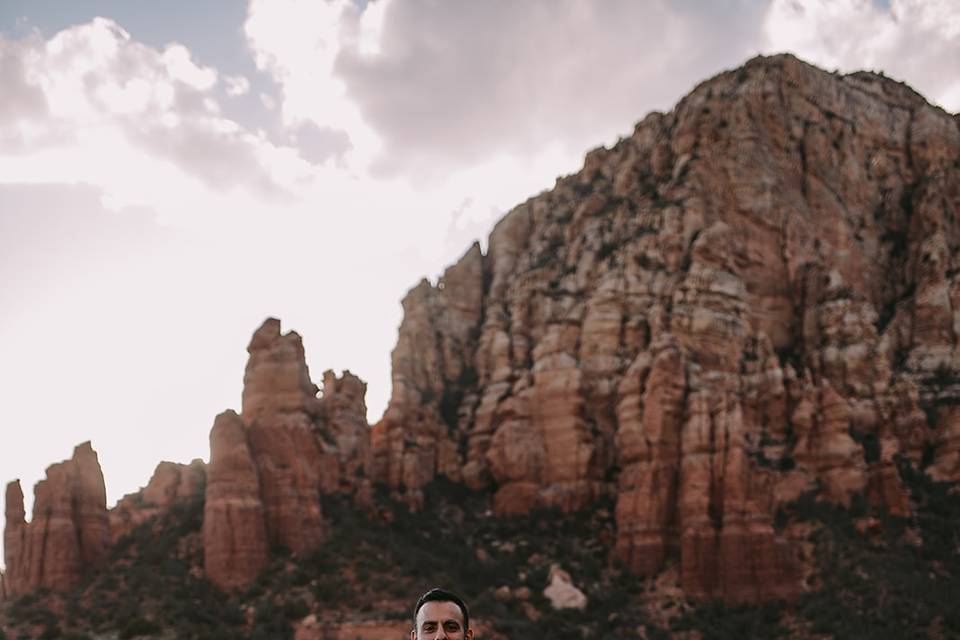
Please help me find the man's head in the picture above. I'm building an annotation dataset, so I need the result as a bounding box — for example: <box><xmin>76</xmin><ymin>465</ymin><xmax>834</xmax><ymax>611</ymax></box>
<box><xmin>411</xmin><ymin>588</ymin><xmax>473</xmax><ymax>640</ymax></box>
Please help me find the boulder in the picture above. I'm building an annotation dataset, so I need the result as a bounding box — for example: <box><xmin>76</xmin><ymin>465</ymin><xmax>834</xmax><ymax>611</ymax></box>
<box><xmin>543</xmin><ymin>564</ymin><xmax>588</xmax><ymax>611</ymax></box>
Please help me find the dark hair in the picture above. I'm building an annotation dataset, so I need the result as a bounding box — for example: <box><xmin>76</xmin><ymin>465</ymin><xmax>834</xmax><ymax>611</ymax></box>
<box><xmin>412</xmin><ymin>588</ymin><xmax>470</xmax><ymax>632</ymax></box>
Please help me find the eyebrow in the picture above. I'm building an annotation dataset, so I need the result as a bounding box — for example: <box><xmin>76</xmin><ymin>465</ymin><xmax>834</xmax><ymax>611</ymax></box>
<box><xmin>421</xmin><ymin>619</ymin><xmax>462</xmax><ymax>627</ymax></box>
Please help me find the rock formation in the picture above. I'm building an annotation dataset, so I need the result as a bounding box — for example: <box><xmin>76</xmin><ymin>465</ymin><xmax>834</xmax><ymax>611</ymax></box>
<box><xmin>543</xmin><ymin>564</ymin><xmax>588</xmax><ymax>611</ymax></box>
<box><xmin>317</xmin><ymin>368</ymin><xmax>371</xmax><ymax>495</ymax></box>
<box><xmin>203</xmin><ymin>318</ymin><xmax>372</xmax><ymax>590</ymax></box>
<box><xmin>371</xmin><ymin>243</ymin><xmax>485</xmax><ymax>508</ymax></box>
<box><xmin>203</xmin><ymin>410</ymin><xmax>270</xmax><ymax>591</ymax></box>
<box><xmin>240</xmin><ymin>318</ymin><xmax>329</xmax><ymax>554</ymax></box>
<box><xmin>371</xmin><ymin>54</ymin><xmax>960</xmax><ymax>602</ymax></box>
<box><xmin>4</xmin><ymin>54</ymin><xmax>959</xmax><ymax>607</ymax></box>
<box><xmin>3</xmin><ymin>442</ymin><xmax>110</xmax><ymax>596</ymax></box>
<box><xmin>109</xmin><ymin>459</ymin><xmax>206</xmax><ymax>542</ymax></box>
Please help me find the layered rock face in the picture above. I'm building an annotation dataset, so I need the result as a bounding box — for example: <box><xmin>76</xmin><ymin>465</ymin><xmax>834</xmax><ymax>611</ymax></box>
<box><xmin>371</xmin><ymin>54</ymin><xmax>960</xmax><ymax>602</ymax></box>
<box><xmin>3</xmin><ymin>442</ymin><xmax>110</xmax><ymax>596</ymax></box>
<box><xmin>241</xmin><ymin>318</ymin><xmax>329</xmax><ymax>554</ymax></box>
<box><xmin>109</xmin><ymin>459</ymin><xmax>206</xmax><ymax>542</ymax></box>
<box><xmin>203</xmin><ymin>410</ymin><xmax>270</xmax><ymax>591</ymax></box>
<box><xmin>203</xmin><ymin>318</ymin><xmax>371</xmax><ymax>589</ymax></box>
<box><xmin>372</xmin><ymin>243</ymin><xmax>485</xmax><ymax>508</ymax></box>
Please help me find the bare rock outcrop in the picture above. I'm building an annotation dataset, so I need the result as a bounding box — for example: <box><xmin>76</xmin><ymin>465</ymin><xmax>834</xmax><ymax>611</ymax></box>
<box><xmin>203</xmin><ymin>318</ymin><xmax>372</xmax><ymax>590</ymax></box>
<box><xmin>318</xmin><ymin>369</ymin><xmax>371</xmax><ymax>494</ymax></box>
<box><xmin>242</xmin><ymin>319</ymin><xmax>328</xmax><ymax>554</ymax></box>
<box><xmin>203</xmin><ymin>410</ymin><xmax>270</xmax><ymax>591</ymax></box>
<box><xmin>109</xmin><ymin>459</ymin><xmax>206</xmax><ymax>542</ymax></box>
<box><xmin>370</xmin><ymin>54</ymin><xmax>960</xmax><ymax>602</ymax></box>
<box><xmin>3</xmin><ymin>442</ymin><xmax>109</xmax><ymax>596</ymax></box>
<box><xmin>371</xmin><ymin>243</ymin><xmax>485</xmax><ymax>507</ymax></box>
<box><xmin>543</xmin><ymin>564</ymin><xmax>588</xmax><ymax>611</ymax></box>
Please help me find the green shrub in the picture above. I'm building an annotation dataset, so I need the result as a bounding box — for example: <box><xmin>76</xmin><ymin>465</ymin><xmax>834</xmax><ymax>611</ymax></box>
<box><xmin>789</xmin><ymin>460</ymin><xmax>960</xmax><ymax>638</ymax></box>
<box><xmin>38</xmin><ymin>625</ymin><xmax>61</xmax><ymax>640</ymax></box>
<box><xmin>671</xmin><ymin>600</ymin><xmax>788</xmax><ymax>639</ymax></box>
<box><xmin>118</xmin><ymin>617</ymin><xmax>161</xmax><ymax>639</ymax></box>
<box><xmin>283</xmin><ymin>596</ymin><xmax>310</xmax><ymax>620</ymax></box>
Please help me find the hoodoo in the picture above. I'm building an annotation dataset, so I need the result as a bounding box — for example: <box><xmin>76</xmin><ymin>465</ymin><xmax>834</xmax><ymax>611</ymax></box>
<box><xmin>3</xmin><ymin>442</ymin><xmax>109</xmax><ymax>596</ymax></box>
<box><xmin>202</xmin><ymin>318</ymin><xmax>372</xmax><ymax>589</ymax></box>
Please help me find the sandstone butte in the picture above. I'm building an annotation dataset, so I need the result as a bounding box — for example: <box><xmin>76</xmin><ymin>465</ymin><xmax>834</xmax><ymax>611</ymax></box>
<box><xmin>4</xmin><ymin>53</ymin><xmax>960</xmax><ymax>604</ymax></box>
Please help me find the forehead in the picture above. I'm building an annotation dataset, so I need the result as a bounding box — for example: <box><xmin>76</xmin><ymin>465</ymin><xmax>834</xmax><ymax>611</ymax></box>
<box><xmin>416</xmin><ymin>600</ymin><xmax>464</xmax><ymax>626</ymax></box>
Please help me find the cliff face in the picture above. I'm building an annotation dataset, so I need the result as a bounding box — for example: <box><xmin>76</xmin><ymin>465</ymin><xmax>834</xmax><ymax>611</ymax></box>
<box><xmin>3</xmin><ymin>442</ymin><xmax>109</xmax><ymax>597</ymax></box>
<box><xmin>203</xmin><ymin>318</ymin><xmax>371</xmax><ymax>590</ymax></box>
<box><xmin>371</xmin><ymin>54</ymin><xmax>960</xmax><ymax>602</ymax></box>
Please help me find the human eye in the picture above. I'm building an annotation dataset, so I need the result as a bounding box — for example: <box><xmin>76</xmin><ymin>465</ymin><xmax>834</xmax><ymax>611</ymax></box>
<box><xmin>444</xmin><ymin>622</ymin><xmax>461</xmax><ymax>632</ymax></box>
<box><xmin>422</xmin><ymin>623</ymin><xmax>437</xmax><ymax>632</ymax></box>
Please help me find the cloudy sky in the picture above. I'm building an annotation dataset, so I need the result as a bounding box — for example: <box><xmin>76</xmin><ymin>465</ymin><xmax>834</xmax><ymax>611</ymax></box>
<box><xmin>1</xmin><ymin>0</ymin><xmax>958</xmax><ymax>560</ymax></box>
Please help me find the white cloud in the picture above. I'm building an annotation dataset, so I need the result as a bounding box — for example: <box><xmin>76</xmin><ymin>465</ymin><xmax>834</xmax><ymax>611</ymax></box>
<box><xmin>0</xmin><ymin>17</ymin><xmax>303</xmax><ymax>219</ymax></box>
<box><xmin>763</xmin><ymin>0</ymin><xmax>960</xmax><ymax>112</ymax></box>
<box><xmin>224</xmin><ymin>74</ymin><xmax>251</xmax><ymax>96</ymax></box>
<box><xmin>162</xmin><ymin>42</ymin><xmax>217</xmax><ymax>91</ymax></box>
<box><xmin>246</xmin><ymin>0</ymin><xmax>771</xmax><ymax>179</ymax></box>
<box><xmin>244</xmin><ymin>0</ymin><xmax>381</xmax><ymax>167</ymax></box>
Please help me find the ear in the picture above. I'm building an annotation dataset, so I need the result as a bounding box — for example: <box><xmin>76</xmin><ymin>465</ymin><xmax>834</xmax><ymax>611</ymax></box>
<box><xmin>465</xmin><ymin>628</ymin><xmax>474</xmax><ymax>640</ymax></box>
<box><xmin>410</xmin><ymin>629</ymin><xmax>417</xmax><ymax>640</ymax></box>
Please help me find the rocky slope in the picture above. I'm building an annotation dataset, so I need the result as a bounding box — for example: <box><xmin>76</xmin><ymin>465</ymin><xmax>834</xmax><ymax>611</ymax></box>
<box><xmin>3</xmin><ymin>53</ymin><xmax>960</xmax><ymax>626</ymax></box>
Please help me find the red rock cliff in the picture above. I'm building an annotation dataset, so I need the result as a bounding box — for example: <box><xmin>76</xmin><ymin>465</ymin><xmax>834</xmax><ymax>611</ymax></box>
<box><xmin>3</xmin><ymin>442</ymin><xmax>109</xmax><ymax>596</ymax></box>
<box><xmin>203</xmin><ymin>410</ymin><xmax>269</xmax><ymax>591</ymax></box>
<box><xmin>203</xmin><ymin>318</ymin><xmax>371</xmax><ymax>590</ymax></box>
<box><xmin>371</xmin><ymin>54</ymin><xmax>960</xmax><ymax>602</ymax></box>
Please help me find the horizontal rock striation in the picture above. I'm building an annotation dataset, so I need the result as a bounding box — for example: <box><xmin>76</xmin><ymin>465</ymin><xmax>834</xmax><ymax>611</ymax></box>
<box><xmin>370</xmin><ymin>54</ymin><xmax>960</xmax><ymax>602</ymax></box>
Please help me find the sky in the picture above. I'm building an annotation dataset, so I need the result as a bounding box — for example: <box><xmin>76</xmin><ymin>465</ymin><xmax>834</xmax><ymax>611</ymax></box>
<box><xmin>1</xmin><ymin>0</ymin><xmax>959</xmax><ymax>565</ymax></box>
